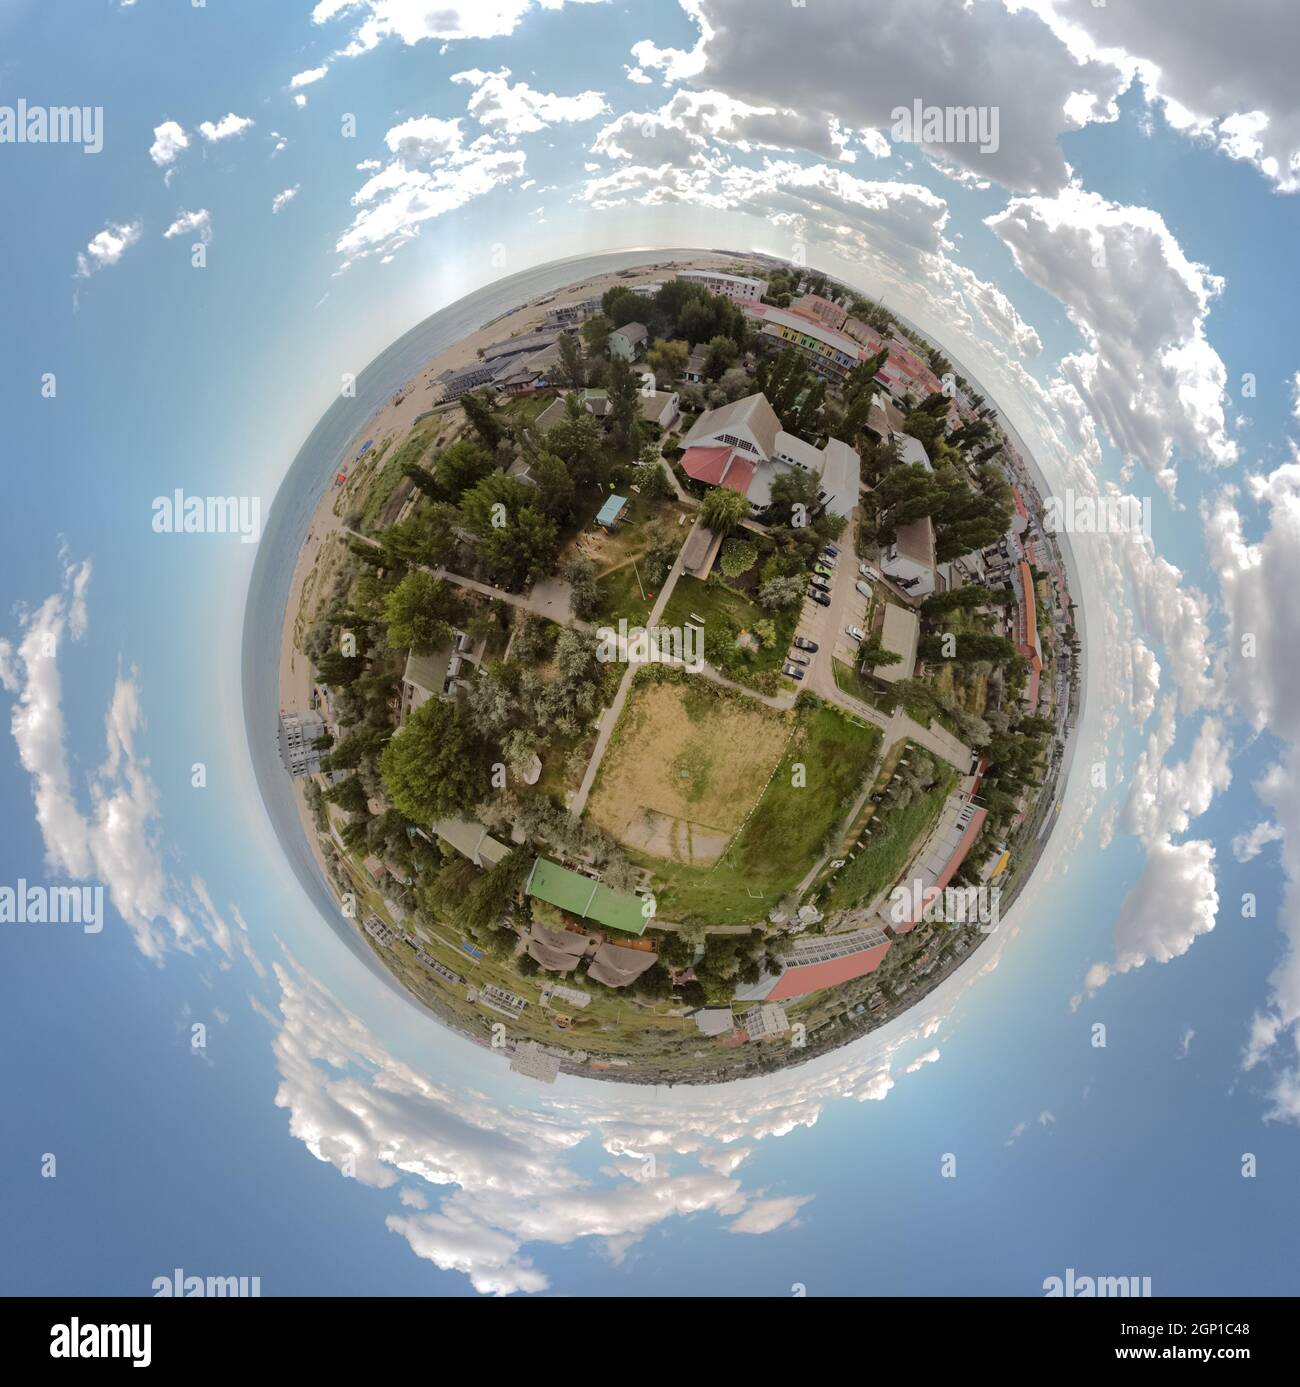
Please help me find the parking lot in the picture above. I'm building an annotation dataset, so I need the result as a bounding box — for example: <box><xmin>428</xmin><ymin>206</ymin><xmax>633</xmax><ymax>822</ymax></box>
<box><xmin>785</xmin><ymin>542</ymin><xmax>876</xmax><ymax>690</ymax></box>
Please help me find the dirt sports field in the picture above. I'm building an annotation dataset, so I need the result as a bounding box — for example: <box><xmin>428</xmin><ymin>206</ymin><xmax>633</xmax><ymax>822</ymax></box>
<box><xmin>586</xmin><ymin>680</ymin><xmax>791</xmax><ymax>865</ymax></box>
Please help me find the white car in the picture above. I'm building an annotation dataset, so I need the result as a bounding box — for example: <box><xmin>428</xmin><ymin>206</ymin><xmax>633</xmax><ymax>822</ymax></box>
<box><xmin>845</xmin><ymin>626</ymin><xmax>865</xmax><ymax>642</ymax></box>
<box><xmin>855</xmin><ymin>580</ymin><xmax>873</xmax><ymax>599</ymax></box>
<box><xmin>859</xmin><ymin>561</ymin><xmax>881</xmax><ymax>579</ymax></box>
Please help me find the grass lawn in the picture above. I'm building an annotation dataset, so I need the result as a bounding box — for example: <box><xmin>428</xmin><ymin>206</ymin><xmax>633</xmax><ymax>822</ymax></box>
<box><xmin>633</xmin><ymin>700</ymin><xmax>881</xmax><ymax>925</ymax></box>
<box><xmin>832</xmin><ymin>655</ymin><xmax>899</xmax><ymax>713</ymax></box>
<box><xmin>658</xmin><ymin>574</ymin><xmax>797</xmax><ymax>692</ymax></box>
<box><xmin>595</xmin><ymin>560</ymin><xmax>656</xmax><ymax>626</ymax></box>
<box><xmin>822</xmin><ymin>765</ymin><xmax>959</xmax><ymax>913</ymax></box>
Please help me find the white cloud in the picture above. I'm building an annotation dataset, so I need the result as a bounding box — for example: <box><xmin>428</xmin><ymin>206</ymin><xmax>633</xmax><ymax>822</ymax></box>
<box><xmin>290</xmin><ymin>66</ymin><xmax>329</xmax><ymax>90</ymax></box>
<box><xmin>271</xmin><ymin>186</ymin><xmax>301</xmax><ymax>214</ymax></box>
<box><xmin>1082</xmin><ymin>836</ymin><xmax>1219</xmax><ymax>994</ymax></box>
<box><xmin>148</xmin><ymin>120</ymin><xmax>188</xmax><ymax>168</ymax></box>
<box><xmin>1041</xmin><ymin>0</ymin><xmax>1300</xmax><ymax>193</ymax></box>
<box><xmin>727</xmin><ymin>1195</ymin><xmax>812</xmax><ymax>1235</ymax></box>
<box><xmin>1233</xmin><ymin>821</ymin><xmax>1285</xmax><ymax>864</ymax></box>
<box><xmin>163</xmin><ymin>208</ymin><xmax>212</xmax><ymax>242</ymax></box>
<box><xmin>198</xmin><ymin>112</ymin><xmax>254</xmax><ymax>142</ymax></box>
<box><xmin>315</xmin><ymin>0</ymin><xmax>608</xmax><ymax>57</ymax></box>
<box><xmin>625</xmin><ymin>66</ymin><xmax>652</xmax><ymax>85</ymax></box>
<box><xmin>383</xmin><ymin>115</ymin><xmax>464</xmax><ymax>162</ymax></box>
<box><xmin>451</xmin><ymin>67</ymin><xmax>608</xmax><ymax>136</ymax></box>
<box><xmin>903</xmin><ymin>1047</ymin><xmax>941</xmax><ymax>1074</ymax></box>
<box><xmin>74</xmin><ymin>220</ymin><xmax>143</xmax><ymax>277</ymax></box>
<box><xmin>1118</xmin><ymin>699</ymin><xmax>1231</xmax><ymax>848</ymax></box>
<box><xmin>987</xmin><ymin>187</ymin><xmax>1237</xmax><ymax>494</ymax></box>
<box><xmin>0</xmin><ymin>562</ymin><xmax>222</xmax><ymax>959</ymax></box>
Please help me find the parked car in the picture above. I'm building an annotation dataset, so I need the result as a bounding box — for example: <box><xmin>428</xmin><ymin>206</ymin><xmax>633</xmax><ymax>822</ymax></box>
<box><xmin>859</xmin><ymin>561</ymin><xmax>880</xmax><ymax>579</ymax></box>
<box><xmin>807</xmin><ymin>589</ymin><xmax>831</xmax><ymax>607</ymax></box>
<box><xmin>783</xmin><ymin>663</ymin><xmax>806</xmax><ymax>681</ymax></box>
<box><xmin>823</xmin><ymin>543</ymin><xmax>840</xmax><ymax>557</ymax></box>
<box><xmin>845</xmin><ymin>625</ymin><xmax>866</xmax><ymax>642</ymax></box>
<box><xmin>855</xmin><ymin>580</ymin><xmax>873</xmax><ymax>599</ymax></box>
<box><xmin>787</xmin><ymin>651</ymin><xmax>811</xmax><ymax>666</ymax></box>
<box><xmin>814</xmin><ymin>564</ymin><xmax>834</xmax><ymax>578</ymax></box>
<box><xmin>819</xmin><ymin>550</ymin><xmax>837</xmax><ymax>566</ymax></box>
<box><xmin>792</xmin><ymin>636</ymin><xmax>819</xmax><ymax>652</ymax></box>
<box><xmin>810</xmin><ymin>577</ymin><xmax>831</xmax><ymax>594</ymax></box>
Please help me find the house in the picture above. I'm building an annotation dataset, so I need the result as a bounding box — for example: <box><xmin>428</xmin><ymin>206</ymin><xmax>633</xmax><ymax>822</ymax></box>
<box><xmin>476</xmin><ymin>983</ymin><xmax>527</xmax><ymax>1019</ymax></box>
<box><xmin>595</xmin><ymin>494</ymin><xmax>628</xmax><ymax>528</ymax></box>
<box><xmin>524</xmin><ymin>858</ymin><xmax>649</xmax><ymax>935</ymax></box>
<box><xmin>526</xmin><ymin>922</ymin><xmax>592</xmax><ymax>974</ymax></box>
<box><xmin>744</xmin><ymin>302</ymin><xmax>864</xmax><ymax>379</ymax></box>
<box><xmin>881</xmin><ymin>515</ymin><xmax>936</xmax><ymax>597</ymax></box>
<box><xmin>277</xmin><ymin>710</ymin><xmax>326</xmax><ymax>777</ymax></box>
<box><xmin>895</xmin><ymin>433</ymin><xmax>933</xmax><ymax>472</ymax></box>
<box><xmin>868</xmin><ymin>603</ymin><xmax>919</xmax><ymax>684</ymax></box>
<box><xmin>609</xmin><ymin>321</ymin><xmax>649</xmax><ymax>361</ymax></box>
<box><xmin>693</xmin><ymin>1008</ymin><xmax>736</xmax><ymax>1037</ymax></box>
<box><xmin>587</xmin><ymin>940</ymin><xmax>659</xmax><ymax>989</ymax></box>
<box><xmin>433</xmin><ymin>818</ymin><xmax>512</xmax><ymax>869</ymax></box>
<box><xmin>436</xmin><ymin>360</ymin><xmax>496</xmax><ymax>400</ymax></box>
<box><xmin>679</xmin><ymin>392</ymin><xmax>859</xmax><ymax>516</ymax></box>
<box><xmin>742</xmin><ymin>1002</ymin><xmax>790</xmax><ymax>1040</ymax></box>
<box><xmin>1015</xmin><ymin>559</ymin><xmax>1043</xmax><ymax>711</ymax></box>
<box><xmin>533</xmin><ymin>394</ymin><xmax>571</xmax><ymax>433</ymax></box>
<box><xmin>683</xmin><ymin>345</ymin><xmax>708</xmax><ymax>383</ymax></box>
<box><xmin>790</xmin><ymin>292</ymin><xmax>848</xmax><ymax>332</ymax></box>
<box><xmin>736</xmin><ymin>926</ymin><xmax>892</xmax><ymax>1002</ymax></box>
<box><xmin>844</xmin><ymin>317</ymin><xmax>886</xmax><ymax>351</ymax></box>
<box><xmin>638</xmin><ymin>389</ymin><xmax>679</xmax><ymax>429</ymax></box>
<box><xmin>676</xmin><ymin>268</ymin><xmax>765</xmax><ymax>303</ymax></box>
<box><xmin>363</xmin><ymin>915</ymin><xmax>398</xmax><ymax>947</ymax></box>
<box><xmin>889</xmin><ymin>794</ymin><xmax>989</xmax><ymax>931</ymax></box>
<box><xmin>399</xmin><ymin>631</ymin><xmax>484</xmax><ymax>720</ymax></box>
<box><xmin>580</xmin><ymin>388</ymin><xmax>611</xmax><ymax>419</ymax></box>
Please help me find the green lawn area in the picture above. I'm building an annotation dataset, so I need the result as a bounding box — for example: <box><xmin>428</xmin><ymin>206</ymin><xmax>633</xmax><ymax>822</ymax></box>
<box><xmin>822</xmin><ymin>766</ymin><xmax>959</xmax><ymax>913</ymax></box>
<box><xmin>832</xmin><ymin>655</ymin><xmax>899</xmax><ymax>713</ymax></box>
<box><xmin>658</xmin><ymin>574</ymin><xmax>798</xmax><ymax>692</ymax></box>
<box><xmin>642</xmin><ymin>702</ymin><xmax>881</xmax><ymax>925</ymax></box>
<box><xmin>595</xmin><ymin>560</ymin><xmax>656</xmax><ymax>626</ymax></box>
<box><xmin>360</xmin><ymin>424</ymin><xmax>436</xmax><ymax>531</ymax></box>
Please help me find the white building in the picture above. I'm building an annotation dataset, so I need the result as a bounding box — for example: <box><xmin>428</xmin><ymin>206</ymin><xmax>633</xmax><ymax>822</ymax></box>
<box><xmin>743</xmin><ymin>1002</ymin><xmax>791</xmax><ymax>1041</ymax></box>
<box><xmin>676</xmin><ymin>269</ymin><xmax>765</xmax><ymax>303</ymax></box>
<box><xmin>679</xmin><ymin>392</ymin><xmax>859</xmax><ymax>516</ymax></box>
<box><xmin>881</xmin><ymin>516</ymin><xmax>936</xmax><ymax>597</ymax></box>
<box><xmin>277</xmin><ymin>710</ymin><xmax>327</xmax><ymax>777</ymax></box>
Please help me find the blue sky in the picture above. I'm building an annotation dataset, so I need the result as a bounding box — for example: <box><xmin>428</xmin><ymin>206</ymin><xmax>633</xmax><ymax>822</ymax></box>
<box><xmin>2</xmin><ymin>0</ymin><xmax>1299</xmax><ymax>1297</ymax></box>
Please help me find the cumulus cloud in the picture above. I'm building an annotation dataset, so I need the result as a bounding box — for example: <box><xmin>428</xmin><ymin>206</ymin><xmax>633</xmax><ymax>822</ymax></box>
<box><xmin>630</xmin><ymin>0</ymin><xmax>1125</xmax><ymax>192</ymax></box>
<box><xmin>312</xmin><ymin>0</ymin><xmax>608</xmax><ymax>57</ymax></box>
<box><xmin>1081</xmin><ymin>836</ymin><xmax>1219</xmax><ymax>994</ymax></box>
<box><xmin>727</xmin><ymin>1195</ymin><xmax>812</xmax><ymax>1235</ymax></box>
<box><xmin>452</xmin><ymin>67</ymin><xmax>608</xmax><ymax>136</ymax></box>
<box><xmin>163</xmin><ymin>208</ymin><xmax>212</xmax><ymax>242</ymax></box>
<box><xmin>1233</xmin><ymin>821</ymin><xmax>1285</xmax><ymax>863</ymax></box>
<box><xmin>74</xmin><ymin>220</ymin><xmax>143</xmax><ymax>277</ymax></box>
<box><xmin>0</xmin><ymin>562</ymin><xmax>232</xmax><ymax>959</ymax></box>
<box><xmin>987</xmin><ymin>188</ymin><xmax>1237</xmax><ymax>494</ymax></box>
<box><xmin>1043</xmin><ymin>0</ymin><xmax>1300</xmax><ymax>193</ymax></box>
<box><xmin>271</xmin><ymin>186</ymin><xmax>300</xmax><ymax>214</ymax></box>
<box><xmin>335</xmin><ymin>111</ymin><xmax>526</xmax><ymax>267</ymax></box>
<box><xmin>148</xmin><ymin>120</ymin><xmax>188</xmax><ymax>169</ymax></box>
<box><xmin>198</xmin><ymin>112</ymin><xmax>254</xmax><ymax>142</ymax></box>
<box><xmin>1118</xmin><ymin>699</ymin><xmax>1231</xmax><ymax>848</ymax></box>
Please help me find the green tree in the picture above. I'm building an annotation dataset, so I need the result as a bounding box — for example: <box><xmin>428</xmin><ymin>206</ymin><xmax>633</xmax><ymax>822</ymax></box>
<box><xmin>700</xmin><ymin>487</ymin><xmax>749</xmax><ymax>534</ymax></box>
<box><xmin>720</xmin><ymin>538</ymin><xmax>757</xmax><ymax>577</ymax></box>
<box><xmin>433</xmin><ymin>438</ymin><xmax>494</xmax><ymax>499</ymax></box>
<box><xmin>476</xmin><ymin>506</ymin><xmax>560</xmax><ymax>590</ymax></box>
<box><xmin>605</xmin><ymin>353</ymin><xmax>642</xmax><ymax>456</ymax></box>
<box><xmin>380</xmin><ymin>698</ymin><xmax>494</xmax><ymax>821</ymax></box>
<box><xmin>703</xmin><ymin>333</ymin><xmax>739</xmax><ymax>379</ymax></box>
<box><xmin>383</xmin><ymin>571</ymin><xmax>461</xmax><ymax>653</ymax></box>
<box><xmin>530</xmin><ymin>450</ymin><xmax>576</xmax><ymax>523</ymax></box>
<box><xmin>555</xmin><ymin>331</ymin><xmax>586</xmax><ymax>389</ymax></box>
<box><xmin>460</xmin><ymin>390</ymin><xmax>505</xmax><ymax>450</ymax></box>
